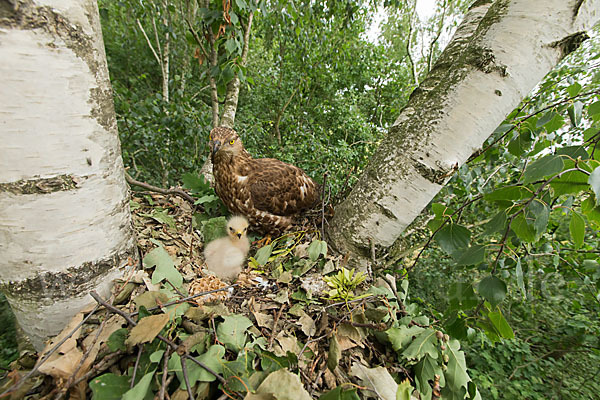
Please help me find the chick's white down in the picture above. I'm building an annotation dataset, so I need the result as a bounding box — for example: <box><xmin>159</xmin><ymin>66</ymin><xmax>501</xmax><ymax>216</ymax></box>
<box><xmin>204</xmin><ymin>216</ymin><xmax>250</xmax><ymax>281</ymax></box>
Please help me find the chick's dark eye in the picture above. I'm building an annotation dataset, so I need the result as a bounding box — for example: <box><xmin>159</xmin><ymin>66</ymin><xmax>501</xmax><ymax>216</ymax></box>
<box><xmin>229</xmin><ymin>227</ymin><xmax>234</xmax><ymax>231</ymax></box>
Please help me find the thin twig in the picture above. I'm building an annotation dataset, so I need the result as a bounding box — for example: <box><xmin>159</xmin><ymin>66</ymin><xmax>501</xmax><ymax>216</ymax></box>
<box><xmin>180</xmin><ymin>356</ymin><xmax>195</xmax><ymax>400</ymax></box>
<box><xmin>71</xmin><ymin>350</ymin><xmax>123</xmax><ymax>387</ymax></box>
<box><xmin>131</xmin><ymin>345</ymin><xmax>144</xmax><ymax>389</ymax></box>
<box><xmin>89</xmin><ymin>291</ymin><xmax>226</xmax><ymax>385</ymax></box>
<box><xmin>137</xmin><ymin>19</ymin><xmax>162</xmax><ymax>65</ymax></box>
<box><xmin>159</xmin><ymin>347</ymin><xmax>171</xmax><ymax>400</ymax></box>
<box><xmin>130</xmin><ymin>284</ymin><xmax>237</xmax><ymax>317</ymax></box>
<box><xmin>125</xmin><ymin>172</ymin><xmax>197</xmax><ymax>204</ymax></box>
<box><xmin>408</xmin><ymin>195</ymin><xmax>483</xmax><ymax>271</ymax></box>
<box><xmin>0</xmin><ymin>304</ymin><xmax>100</xmax><ymax>398</ymax></box>
<box><xmin>58</xmin><ymin>311</ymin><xmax>110</xmax><ymax>399</ymax></box>
<box><xmin>267</xmin><ymin>303</ymin><xmax>285</xmax><ymax>349</ymax></box>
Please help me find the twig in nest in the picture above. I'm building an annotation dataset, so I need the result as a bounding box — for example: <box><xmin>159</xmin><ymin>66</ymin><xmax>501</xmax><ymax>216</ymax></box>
<box><xmin>125</xmin><ymin>172</ymin><xmax>197</xmax><ymax>205</ymax></box>
<box><xmin>89</xmin><ymin>291</ymin><xmax>226</xmax><ymax>385</ymax></box>
<box><xmin>130</xmin><ymin>284</ymin><xmax>237</xmax><ymax>317</ymax></box>
<box><xmin>180</xmin><ymin>356</ymin><xmax>194</xmax><ymax>400</ymax></box>
<box><xmin>158</xmin><ymin>347</ymin><xmax>171</xmax><ymax>400</ymax></box>
<box><xmin>0</xmin><ymin>304</ymin><xmax>101</xmax><ymax>398</ymax></box>
<box><xmin>57</xmin><ymin>311</ymin><xmax>110</xmax><ymax>399</ymax></box>
<box><xmin>70</xmin><ymin>350</ymin><xmax>123</xmax><ymax>387</ymax></box>
<box><xmin>267</xmin><ymin>303</ymin><xmax>285</xmax><ymax>349</ymax></box>
<box><xmin>131</xmin><ymin>345</ymin><xmax>144</xmax><ymax>389</ymax></box>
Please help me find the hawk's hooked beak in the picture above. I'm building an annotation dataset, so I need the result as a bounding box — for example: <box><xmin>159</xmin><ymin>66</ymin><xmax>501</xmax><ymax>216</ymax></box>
<box><xmin>211</xmin><ymin>140</ymin><xmax>222</xmax><ymax>156</ymax></box>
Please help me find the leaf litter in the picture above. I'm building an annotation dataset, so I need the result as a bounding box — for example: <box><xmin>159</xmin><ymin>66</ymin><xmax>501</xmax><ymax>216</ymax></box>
<box><xmin>0</xmin><ymin>193</ymin><xmax>479</xmax><ymax>400</ymax></box>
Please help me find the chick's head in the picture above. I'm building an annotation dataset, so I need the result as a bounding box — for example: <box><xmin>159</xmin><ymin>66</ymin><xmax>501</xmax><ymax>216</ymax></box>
<box><xmin>227</xmin><ymin>215</ymin><xmax>249</xmax><ymax>240</ymax></box>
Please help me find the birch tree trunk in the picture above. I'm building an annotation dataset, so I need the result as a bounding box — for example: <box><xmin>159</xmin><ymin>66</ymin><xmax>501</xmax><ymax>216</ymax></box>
<box><xmin>327</xmin><ymin>0</ymin><xmax>600</xmax><ymax>264</ymax></box>
<box><xmin>0</xmin><ymin>0</ymin><xmax>137</xmax><ymax>350</ymax></box>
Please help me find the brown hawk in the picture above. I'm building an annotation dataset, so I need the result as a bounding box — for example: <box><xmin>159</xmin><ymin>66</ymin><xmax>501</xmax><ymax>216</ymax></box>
<box><xmin>209</xmin><ymin>126</ymin><xmax>319</xmax><ymax>234</ymax></box>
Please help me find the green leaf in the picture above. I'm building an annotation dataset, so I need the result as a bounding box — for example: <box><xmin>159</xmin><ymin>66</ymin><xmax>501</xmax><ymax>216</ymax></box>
<box><xmin>107</xmin><ymin>328</ymin><xmax>128</xmax><ymax>352</ymax></box>
<box><xmin>144</xmin><ymin>243</ymin><xmax>183</xmax><ymax>288</ymax></box>
<box><xmin>567</xmin><ymin>82</ymin><xmax>582</xmax><ymax>97</ymax></box>
<box><xmin>523</xmin><ymin>154</ymin><xmax>564</xmax><ymax>184</ymax></box>
<box><xmin>569</xmin><ymin>212</ymin><xmax>585</xmax><ymax>249</ymax></box>
<box><xmin>478</xmin><ymin>276</ymin><xmax>507</xmax><ymax>308</ymax></box>
<box><xmin>567</xmin><ymin>101</ymin><xmax>583</xmax><ymax>127</ymax></box>
<box><xmin>550</xmin><ymin>161</ymin><xmax>590</xmax><ymax>196</ymax></box>
<box><xmin>484</xmin><ymin>186</ymin><xmax>530</xmax><ymax>202</ymax></box>
<box><xmin>384</xmin><ymin>325</ymin><xmax>425</xmax><ymax>352</ymax></box>
<box><xmin>217</xmin><ymin>314</ymin><xmax>253</xmax><ymax>351</ymax></box>
<box><xmin>545</xmin><ymin>113</ymin><xmax>565</xmax><ymax>133</ymax></box>
<box><xmin>536</xmin><ymin>111</ymin><xmax>556</xmax><ymax>128</ymax></box>
<box><xmin>589</xmin><ymin>167</ymin><xmax>600</xmax><ymax>205</ymax></box>
<box><xmin>583</xmin><ymin>126</ymin><xmax>599</xmax><ymax>142</ymax></box>
<box><xmin>402</xmin><ymin>328</ymin><xmax>438</xmax><ymax>361</ymax></box>
<box><xmin>122</xmin><ymin>369</ymin><xmax>155</xmax><ymax>400</ymax></box>
<box><xmin>319</xmin><ymin>386</ymin><xmax>360</xmax><ymax>400</ymax></box>
<box><xmin>442</xmin><ymin>340</ymin><xmax>470</xmax><ymax>396</ymax></box>
<box><xmin>435</xmin><ymin>223</ymin><xmax>470</xmax><ymax>255</ymax></box>
<box><xmin>483</xmin><ymin>211</ymin><xmax>507</xmax><ymax>236</ymax></box>
<box><xmin>195</xmin><ymin>345</ymin><xmax>226</xmax><ymax>382</ymax></box>
<box><xmin>511</xmin><ymin>213</ymin><xmax>537</xmax><ymax>243</ymax></box>
<box><xmin>168</xmin><ymin>345</ymin><xmax>226</xmax><ymax>387</ymax></box>
<box><xmin>254</xmin><ymin>244</ymin><xmax>273</xmax><ymax>265</ymax></box>
<box><xmin>508</xmin><ymin>130</ymin><xmax>533</xmax><ymax>156</ymax></box>
<box><xmin>525</xmin><ymin>200</ymin><xmax>549</xmax><ymax>237</ymax></box>
<box><xmin>454</xmin><ymin>245</ymin><xmax>485</xmax><ymax>266</ymax></box>
<box><xmin>582</xmin><ymin>196</ymin><xmax>600</xmax><ymax>224</ymax></box>
<box><xmin>202</xmin><ymin>216</ymin><xmax>227</xmax><ymax>243</ymax></box>
<box><xmin>488</xmin><ymin>310</ymin><xmax>514</xmax><ymax>339</ymax></box>
<box><xmin>556</xmin><ymin>145</ymin><xmax>590</xmax><ymax>160</ymax></box>
<box><xmin>414</xmin><ymin>355</ymin><xmax>442</xmax><ymax>400</ymax></box>
<box><xmin>90</xmin><ymin>373</ymin><xmax>130</xmax><ymax>400</ymax></box>
<box><xmin>588</xmin><ymin>100</ymin><xmax>600</xmax><ymax>117</ymax></box>
<box><xmin>307</xmin><ymin>239</ymin><xmax>328</xmax><ymax>261</ymax></box>
<box><xmin>448</xmin><ymin>282</ymin><xmax>479</xmax><ymax>311</ymax></box>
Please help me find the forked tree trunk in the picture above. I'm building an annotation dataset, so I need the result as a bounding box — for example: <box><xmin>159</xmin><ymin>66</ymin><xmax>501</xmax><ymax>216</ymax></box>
<box><xmin>327</xmin><ymin>0</ymin><xmax>600</xmax><ymax>264</ymax></box>
<box><xmin>0</xmin><ymin>0</ymin><xmax>137</xmax><ymax>349</ymax></box>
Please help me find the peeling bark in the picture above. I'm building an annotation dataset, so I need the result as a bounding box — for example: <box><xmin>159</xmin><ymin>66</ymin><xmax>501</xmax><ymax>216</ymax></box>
<box><xmin>0</xmin><ymin>0</ymin><xmax>137</xmax><ymax>349</ymax></box>
<box><xmin>326</xmin><ymin>0</ymin><xmax>600</xmax><ymax>265</ymax></box>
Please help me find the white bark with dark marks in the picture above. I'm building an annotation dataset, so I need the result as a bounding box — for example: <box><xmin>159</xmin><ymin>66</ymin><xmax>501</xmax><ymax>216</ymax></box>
<box><xmin>0</xmin><ymin>0</ymin><xmax>137</xmax><ymax>349</ymax></box>
<box><xmin>327</xmin><ymin>0</ymin><xmax>600</xmax><ymax>263</ymax></box>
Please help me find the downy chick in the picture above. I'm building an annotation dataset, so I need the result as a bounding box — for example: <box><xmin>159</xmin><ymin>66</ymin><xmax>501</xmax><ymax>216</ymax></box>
<box><xmin>204</xmin><ymin>215</ymin><xmax>250</xmax><ymax>281</ymax></box>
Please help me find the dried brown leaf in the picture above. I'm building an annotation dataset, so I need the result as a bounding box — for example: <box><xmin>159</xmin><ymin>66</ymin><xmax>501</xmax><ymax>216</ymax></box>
<box><xmin>125</xmin><ymin>313</ymin><xmax>169</xmax><ymax>346</ymax></box>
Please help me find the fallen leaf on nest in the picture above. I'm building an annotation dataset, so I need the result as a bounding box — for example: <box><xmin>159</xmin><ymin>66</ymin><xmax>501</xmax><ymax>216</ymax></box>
<box><xmin>252</xmin><ymin>311</ymin><xmax>274</xmax><ymax>329</ymax></box>
<box><xmin>246</xmin><ymin>368</ymin><xmax>311</xmax><ymax>400</ymax></box>
<box><xmin>125</xmin><ymin>313</ymin><xmax>169</xmax><ymax>346</ymax></box>
<box><xmin>350</xmin><ymin>362</ymin><xmax>398</xmax><ymax>400</ymax></box>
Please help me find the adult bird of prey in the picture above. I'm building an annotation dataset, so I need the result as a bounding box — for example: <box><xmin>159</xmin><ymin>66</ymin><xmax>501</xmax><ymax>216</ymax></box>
<box><xmin>208</xmin><ymin>126</ymin><xmax>319</xmax><ymax>234</ymax></box>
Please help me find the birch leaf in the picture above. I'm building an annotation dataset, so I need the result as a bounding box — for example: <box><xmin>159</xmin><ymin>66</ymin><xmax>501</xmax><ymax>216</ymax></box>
<box><xmin>569</xmin><ymin>212</ymin><xmax>585</xmax><ymax>249</ymax></box>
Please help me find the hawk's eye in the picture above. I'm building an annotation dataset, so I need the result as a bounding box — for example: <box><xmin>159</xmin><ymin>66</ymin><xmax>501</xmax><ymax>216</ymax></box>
<box><xmin>209</xmin><ymin>134</ymin><xmax>212</xmax><ymax>140</ymax></box>
<box><xmin>229</xmin><ymin>139</ymin><xmax>235</xmax><ymax>145</ymax></box>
